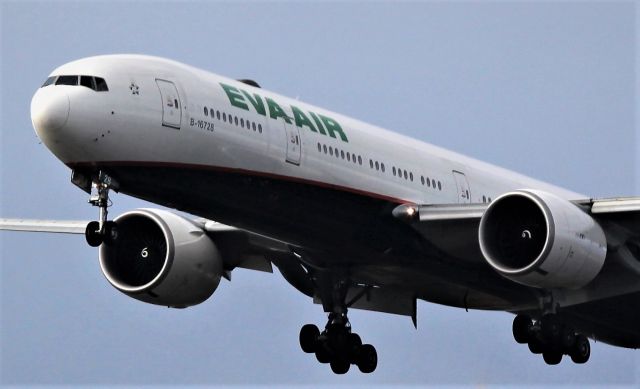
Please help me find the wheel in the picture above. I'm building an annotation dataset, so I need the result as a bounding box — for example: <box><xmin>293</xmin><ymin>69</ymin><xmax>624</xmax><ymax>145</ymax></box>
<box><xmin>85</xmin><ymin>221</ymin><xmax>103</xmax><ymax>247</ymax></box>
<box><xmin>357</xmin><ymin>344</ymin><xmax>377</xmax><ymax>374</ymax></box>
<box><xmin>347</xmin><ymin>333</ymin><xmax>363</xmax><ymax>363</ymax></box>
<box><xmin>570</xmin><ymin>335</ymin><xmax>590</xmax><ymax>364</ymax></box>
<box><xmin>542</xmin><ymin>351</ymin><xmax>562</xmax><ymax>365</ymax></box>
<box><xmin>103</xmin><ymin>221</ymin><xmax>118</xmax><ymax>245</ymax></box>
<box><xmin>528</xmin><ymin>338</ymin><xmax>544</xmax><ymax>354</ymax></box>
<box><xmin>330</xmin><ymin>358</ymin><xmax>350</xmax><ymax>374</ymax></box>
<box><xmin>348</xmin><ymin>333</ymin><xmax>362</xmax><ymax>348</ymax></box>
<box><xmin>512</xmin><ymin>314</ymin><xmax>532</xmax><ymax>344</ymax></box>
<box><xmin>560</xmin><ymin>327</ymin><xmax>576</xmax><ymax>351</ymax></box>
<box><xmin>299</xmin><ymin>324</ymin><xmax>320</xmax><ymax>353</ymax></box>
<box><xmin>541</xmin><ymin>315</ymin><xmax>562</xmax><ymax>342</ymax></box>
<box><xmin>315</xmin><ymin>338</ymin><xmax>332</xmax><ymax>364</ymax></box>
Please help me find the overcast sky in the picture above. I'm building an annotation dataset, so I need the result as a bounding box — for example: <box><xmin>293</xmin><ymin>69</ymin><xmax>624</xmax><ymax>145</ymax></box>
<box><xmin>1</xmin><ymin>1</ymin><xmax>639</xmax><ymax>386</ymax></box>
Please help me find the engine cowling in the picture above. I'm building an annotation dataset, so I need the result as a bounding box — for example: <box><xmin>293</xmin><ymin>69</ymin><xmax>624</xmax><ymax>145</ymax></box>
<box><xmin>99</xmin><ymin>208</ymin><xmax>223</xmax><ymax>308</ymax></box>
<box><xmin>478</xmin><ymin>190</ymin><xmax>607</xmax><ymax>289</ymax></box>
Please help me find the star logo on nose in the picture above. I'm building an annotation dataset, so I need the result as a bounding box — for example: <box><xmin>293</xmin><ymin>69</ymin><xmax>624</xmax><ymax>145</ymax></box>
<box><xmin>129</xmin><ymin>82</ymin><xmax>140</xmax><ymax>95</ymax></box>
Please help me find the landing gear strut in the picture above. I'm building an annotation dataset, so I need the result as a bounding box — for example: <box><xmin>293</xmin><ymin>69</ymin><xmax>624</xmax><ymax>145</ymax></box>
<box><xmin>84</xmin><ymin>171</ymin><xmax>118</xmax><ymax>247</ymax></box>
<box><xmin>512</xmin><ymin>314</ymin><xmax>591</xmax><ymax>365</ymax></box>
<box><xmin>299</xmin><ymin>313</ymin><xmax>377</xmax><ymax>374</ymax></box>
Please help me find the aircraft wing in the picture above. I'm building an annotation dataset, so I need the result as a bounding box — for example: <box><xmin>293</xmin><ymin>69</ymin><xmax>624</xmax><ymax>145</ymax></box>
<box><xmin>580</xmin><ymin>197</ymin><xmax>640</xmax><ymax>242</ymax></box>
<box><xmin>391</xmin><ymin>197</ymin><xmax>640</xmax><ymax>264</ymax></box>
<box><xmin>0</xmin><ymin>218</ymin><xmax>90</xmax><ymax>234</ymax></box>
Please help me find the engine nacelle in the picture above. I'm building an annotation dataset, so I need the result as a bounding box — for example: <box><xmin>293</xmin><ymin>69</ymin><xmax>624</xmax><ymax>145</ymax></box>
<box><xmin>99</xmin><ymin>209</ymin><xmax>223</xmax><ymax>308</ymax></box>
<box><xmin>479</xmin><ymin>190</ymin><xmax>607</xmax><ymax>289</ymax></box>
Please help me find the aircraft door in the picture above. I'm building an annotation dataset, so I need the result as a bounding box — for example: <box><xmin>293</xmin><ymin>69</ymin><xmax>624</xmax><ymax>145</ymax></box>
<box><xmin>155</xmin><ymin>79</ymin><xmax>182</xmax><ymax>129</ymax></box>
<box><xmin>452</xmin><ymin>170</ymin><xmax>471</xmax><ymax>203</ymax></box>
<box><xmin>283</xmin><ymin>119</ymin><xmax>301</xmax><ymax>165</ymax></box>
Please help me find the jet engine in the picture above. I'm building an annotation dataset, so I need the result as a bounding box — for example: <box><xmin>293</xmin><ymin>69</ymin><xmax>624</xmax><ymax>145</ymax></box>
<box><xmin>478</xmin><ymin>190</ymin><xmax>607</xmax><ymax>289</ymax></box>
<box><xmin>99</xmin><ymin>208</ymin><xmax>223</xmax><ymax>308</ymax></box>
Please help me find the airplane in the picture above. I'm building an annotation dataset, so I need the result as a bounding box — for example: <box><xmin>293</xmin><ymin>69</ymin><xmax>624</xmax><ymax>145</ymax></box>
<box><xmin>1</xmin><ymin>54</ymin><xmax>639</xmax><ymax>375</ymax></box>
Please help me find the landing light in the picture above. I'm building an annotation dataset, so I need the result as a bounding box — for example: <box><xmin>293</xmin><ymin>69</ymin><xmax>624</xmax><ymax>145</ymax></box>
<box><xmin>392</xmin><ymin>204</ymin><xmax>419</xmax><ymax>223</ymax></box>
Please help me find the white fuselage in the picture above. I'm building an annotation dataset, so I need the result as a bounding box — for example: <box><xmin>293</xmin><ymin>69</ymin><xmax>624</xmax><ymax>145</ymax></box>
<box><xmin>31</xmin><ymin>54</ymin><xmax>584</xmax><ymax>209</ymax></box>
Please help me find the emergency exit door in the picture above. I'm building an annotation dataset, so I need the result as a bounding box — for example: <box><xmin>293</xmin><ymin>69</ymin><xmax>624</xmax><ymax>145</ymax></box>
<box><xmin>452</xmin><ymin>170</ymin><xmax>471</xmax><ymax>203</ymax></box>
<box><xmin>155</xmin><ymin>79</ymin><xmax>182</xmax><ymax>129</ymax></box>
<box><xmin>284</xmin><ymin>120</ymin><xmax>301</xmax><ymax>165</ymax></box>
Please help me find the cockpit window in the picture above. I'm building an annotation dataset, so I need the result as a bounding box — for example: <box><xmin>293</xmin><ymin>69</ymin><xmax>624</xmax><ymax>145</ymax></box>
<box><xmin>95</xmin><ymin>77</ymin><xmax>108</xmax><ymax>91</ymax></box>
<box><xmin>42</xmin><ymin>76</ymin><xmax>57</xmax><ymax>87</ymax></box>
<box><xmin>43</xmin><ymin>75</ymin><xmax>109</xmax><ymax>91</ymax></box>
<box><xmin>80</xmin><ymin>75</ymin><xmax>95</xmax><ymax>90</ymax></box>
<box><xmin>56</xmin><ymin>75</ymin><xmax>78</xmax><ymax>86</ymax></box>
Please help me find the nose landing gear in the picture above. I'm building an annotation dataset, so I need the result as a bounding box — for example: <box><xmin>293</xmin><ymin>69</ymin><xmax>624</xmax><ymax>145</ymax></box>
<box><xmin>512</xmin><ymin>314</ymin><xmax>591</xmax><ymax>365</ymax></box>
<box><xmin>84</xmin><ymin>171</ymin><xmax>118</xmax><ymax>247</ymax></box>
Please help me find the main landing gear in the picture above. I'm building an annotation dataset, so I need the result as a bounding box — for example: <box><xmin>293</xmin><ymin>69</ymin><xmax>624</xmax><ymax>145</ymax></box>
<box><xmin>512</xmin><ymin>314</ymin><xmax>591</xmax><ymax>365</ymax></box>
<box><xmin>298</xmin><ymin>270</ymin><xmax>378</xmax><ymax>374</ymax></box>
<box><xmin>84</xmin><ymin>171</ymin><xmax>118</xmax><ymax>247</ymax></box>
<box><xmin>299</xmin><ymin>313</ymin><xmax>377</xmax><ymax>374</ymax></box>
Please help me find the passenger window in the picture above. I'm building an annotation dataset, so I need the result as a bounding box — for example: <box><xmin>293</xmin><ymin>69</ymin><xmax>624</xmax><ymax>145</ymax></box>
<box><xmin>381</xmin><ymin>163</ymin><xmax>385</xmax><ymax>173</ymax></box>
<box><xmin>410</xmin><ymin>172</ymin><xmax>414</xmax><ymax>181</ymax></box>
<box><xmin>421</xmin><ymin>176</ymin><xmax>425</xmax><ymax>185</ymax></box>
<box><xmin>41</xmin><ymin>76</ymin><xmax>57</xmax><ymax>87</ymax></box>
<box><xmin>329</xmin><ymin>147</ymin><xmax>334</xmax><ymax>156</ymax></box>
<box><xmin>204</xmin><ymin>107</ymin><xmax>208</xmax><ymax>116</ymax></box>
<box><xmin>438</xmin><ymin>181</ymin><xmax>442</xmax><ymax>190</ymax></box>
<box><xmin>234</xmin><ymin>116</ymin><xmax>238</xmax><ymax>126</ymax></box>
<box><xmin>375</xmin><ymin>161</ymin><xmax>379</xmax><ymax>171</ymax></box>
<box><xmin>393</xmin><ymin>167</ymin><xmax>396</xmax><ymax>176</ymax></box>
<box><xmin>341</xmin><ymin>150</ymin><xmax>345</xmax><ymax>159</ymax></box>
<box><xmin>347</xmin><ymin>152</ymin><xmax>351</xmax><ymax>162</ymax></box>
<box><xmin>241</xmin><ymin>118</ymin><xmax>244</xmax><ymax>127</ymax></box>
<box><xmin>404</xmin><ymin>171</ymin><xmax>408</xmax><ymax>180</ymax></box>
<box><xmin>323</xmin><ymin>144</ymin><xmax>327</xmax><ymax>154</ymax></box>
<box><xmin>358</xmin><ymin>156</ymin><xmax>362</xmax><ymax>165</ymax></box>
<box><xmin>80</xmin><ymin>76</ymin><xmax>95</xmax><ymax>90</ymax></box>
<box><xmin>95</xmin><ymin>77</ymin><xmax>108</xmax><ymax>91</ymax></box>
<box><xmin>258</xmin><ymin>124</ymin><xmax>262</xmax><ymax>133</ymax></box>
<box><xmin>56</xmin><ymin>75</ymin><xmax>78</xmax><ymax>86</ymax></box>
<box><xmin>317</xmin><ymin>143</ymin><xmax>321</xmax><ymax>152</ymax></box>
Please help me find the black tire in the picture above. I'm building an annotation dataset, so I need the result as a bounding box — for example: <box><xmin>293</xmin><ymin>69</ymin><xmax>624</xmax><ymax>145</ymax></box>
<box><xmin>543</xmin><ymin>351</ymin><xmax>562</xmax><ymax>365</ymax></box>
<box><xmin>347</xmin><ymin>333</ymin><xmax>363</xmax><ymax>363</ymax></box>
<box><xmin>560</xmin><ymin>328</ymin><xmax>577</xmax><ymax>351</ymax></box>
<box><xmin>85</xmin><ymin>221</ymin><xmax>103</xmax><ymax>247</ymax></box>
<box><xmin>299</xmin><ymin>324</ymin><xmax>320</xmax><ymax>353</ymax></box>
<box><xmin>315</xmin><ymin>339</ymin><xmax>331</xmax><ymax>364</ymax></box>
<box><xmin>103</xmin><ymin>221</ymin><xmax>119</xmax><ymax>245</ymax></box>
<box><xmin>330</xmin><ymin>358</ymin><xmax>350</xmax><ymax>374</ymax></box>
<box><xmin>570</xmin><ymin>335</ymin><xmax>590</xmax><ymax>364</ymax></box>
<box><xmin>357</xmin><ymin>344</ymin><xmax>377</xmax><ymax>374</ymax></box>
<box><xmin>528</xmin><ymin>338</ymin><xmax>544</xmax><ymax>354</ymax></box>
<box><xmin>541</xmin><ymin>314</ymin><xmax>562</xmax><ymax>342</ymax></box>
<box><xmin>348</xmin><ymin>333</ymin><xmax>362</xmax><ymax>348</ymax></box>
<box><xmin>512</xmin><ymin>314</ymin><xmax>532</xmax><ymax>344</ymax></box>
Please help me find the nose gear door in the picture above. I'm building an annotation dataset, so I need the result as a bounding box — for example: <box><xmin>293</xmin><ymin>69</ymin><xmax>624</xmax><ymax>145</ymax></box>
<box><xmin>155</xmin><ymin>79</ymin><xmax>182</xmax><ymax>129</ymax></box>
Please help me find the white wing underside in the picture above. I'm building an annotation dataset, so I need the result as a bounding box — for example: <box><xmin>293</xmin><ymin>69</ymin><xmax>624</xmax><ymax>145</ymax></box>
<box><xmin>0</xmin><ymin>218</ymin><xmax>89</xmax><ymax>234</ymax></box>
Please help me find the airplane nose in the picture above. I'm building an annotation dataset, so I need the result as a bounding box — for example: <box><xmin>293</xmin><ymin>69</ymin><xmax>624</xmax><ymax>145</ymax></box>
<box><xmin>30</xmin><ymin>87</ymin><xmax>70</xmax><ymax>138</ymax></box>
